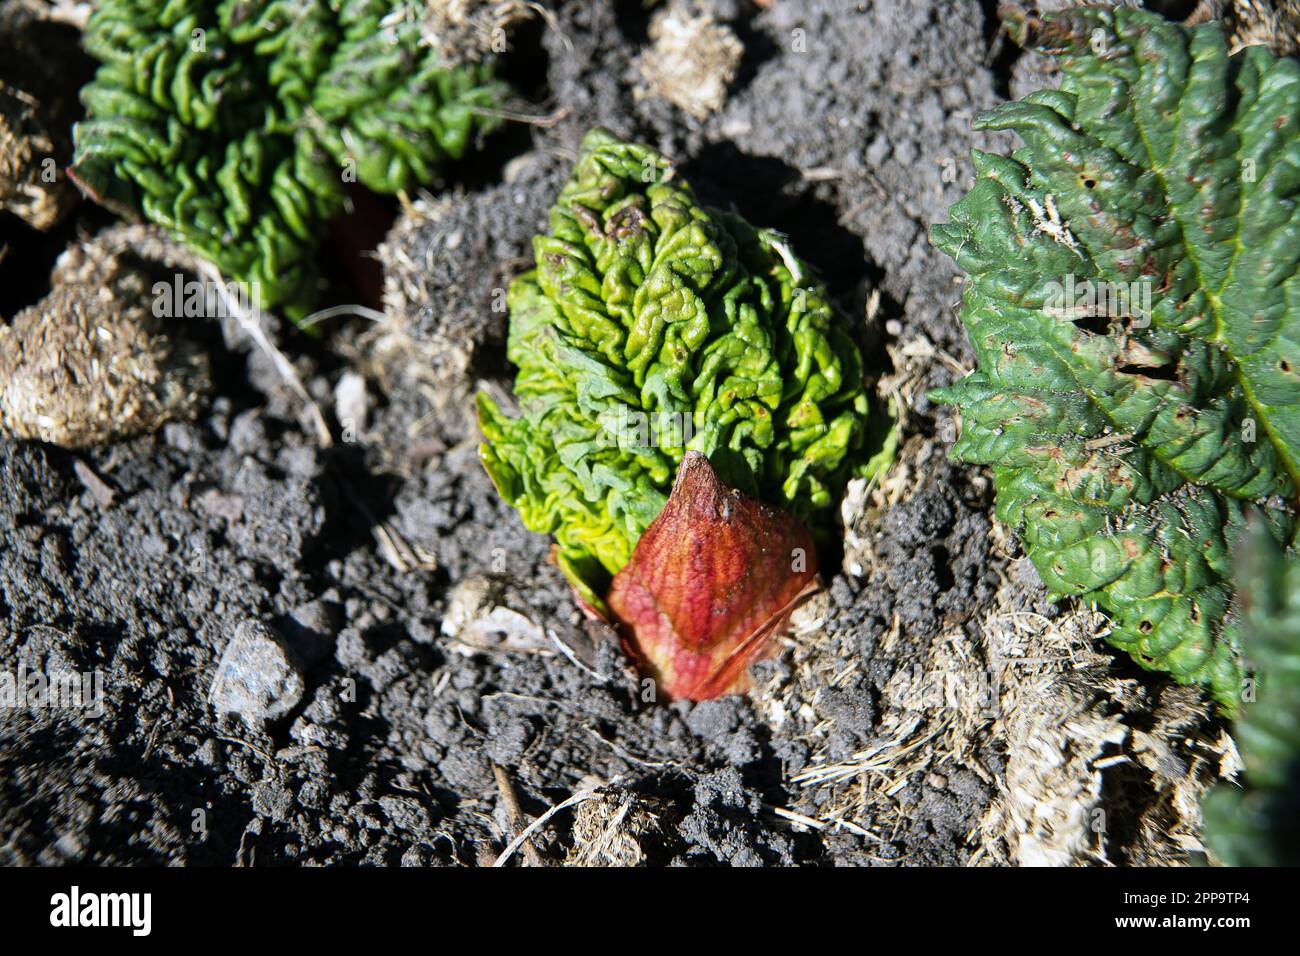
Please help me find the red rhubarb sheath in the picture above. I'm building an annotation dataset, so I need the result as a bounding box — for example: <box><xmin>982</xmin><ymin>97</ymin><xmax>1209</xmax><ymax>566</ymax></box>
<box><xmin>607</xmin><ymin>451</ymin><xmax>819</xmax><ymax>700</ymax></box>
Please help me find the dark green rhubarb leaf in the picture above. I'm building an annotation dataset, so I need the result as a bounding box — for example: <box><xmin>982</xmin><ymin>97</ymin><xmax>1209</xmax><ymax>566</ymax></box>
<box><xmin>1201</xmin><ymin>526</ymin><xmax>1300</xmax><ymax>865</ymax></box>
<box><xmin>931</xmin><ymin>6</ymin><xmax>1300</xmax><ymax>712</ymax></box>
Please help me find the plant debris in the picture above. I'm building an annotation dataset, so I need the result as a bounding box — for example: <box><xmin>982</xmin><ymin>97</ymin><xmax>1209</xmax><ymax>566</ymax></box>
<box><xmin>0</xmin><ymin>227</ymin><xmax>210</xmax><ymax>447</ymax></box>
<box><xmin>634</xmin><ymin>0</ymin><xmax>744</xmax><ymax>120</ymax></box>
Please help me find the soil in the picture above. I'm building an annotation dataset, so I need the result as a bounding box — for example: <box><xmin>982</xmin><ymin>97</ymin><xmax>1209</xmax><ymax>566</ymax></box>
<box><xmin>0</xmin><ymin>0</ymin><xmax>1219</xmax><ymax>866</ymax></box>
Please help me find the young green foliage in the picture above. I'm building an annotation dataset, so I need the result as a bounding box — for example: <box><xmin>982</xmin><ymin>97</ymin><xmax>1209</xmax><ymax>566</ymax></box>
<box><xmin>479</xmin><ymin>129</ymin><xmax>890</xmax><ymax>600</ymax></box>
<box><xmin>931</xmin><ymin>6</ymin><xmax>1300</xmax><ymax>712</ymax></box>
<box><xmin>72</xmin><ymin>0</ymin><xmax>507</xmax><ymax>319</ymax></box>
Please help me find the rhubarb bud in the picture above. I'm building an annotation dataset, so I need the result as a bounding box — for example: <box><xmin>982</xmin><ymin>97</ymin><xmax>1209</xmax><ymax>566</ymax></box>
<box><xmin>607</xmin><ymin>452</ymin><xmax>819</xmax><ymax>700</ymax></box>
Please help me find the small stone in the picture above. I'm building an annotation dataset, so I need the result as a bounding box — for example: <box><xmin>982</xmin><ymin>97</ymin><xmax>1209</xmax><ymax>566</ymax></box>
<box><xmin>441</xmin><ymin>574</ymin><xmax>550</xmax><ymax>654</ymax></box>
<box><xmin>209</xmin><ymin>619</ymin><xmax>305</xmax><ymax>726</ymax></box>
<box><xmin>53</xmin><ymin>833</ymin><xmax>86</xmax><ymax>862</ymax></box>
<box><xmin>333</xmin><ymin>370</ymin><xmax>369</xmax><ymax>436</ymax></box>
<box><xmin>72</xmin><ymin>459</ymin><xmax>117</xmax><ymax>508</ymax></box>
<box><xmin>194</xmin><ymin>738</ymin><xmax>221</xmax><ymax>768</ymax></box>
<box><xmin>163</xmin><ymin>422</ymin><xmax>200</xmax><ymax>453</ymax></box>
<box><xmin>228</xmin><ymin>410</ymin><xmax>267</xmax><ymax>456</ymax></box>
<box><xmin>401</xmin><ymin>845</ymin><xmax>432</xmax><ymax>867</ymax></box>
<box><xmin>284</xmin><ymin>598</ymin><xmax>341</xmax><ymax>666</ymax></box>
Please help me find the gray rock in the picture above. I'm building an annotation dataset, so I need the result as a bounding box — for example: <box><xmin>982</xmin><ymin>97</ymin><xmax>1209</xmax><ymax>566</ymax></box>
<box><xmin>209</xmin><ymin>619</ymin><xmax>305</xmax><ymax>726</ymax></box>
<box><xmin>284</xmin><ymin>598</ymin><xmax>341</xmax><ymax>666</ymax></box>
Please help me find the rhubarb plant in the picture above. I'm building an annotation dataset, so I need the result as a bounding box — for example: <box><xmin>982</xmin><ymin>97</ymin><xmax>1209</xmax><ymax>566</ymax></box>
<box><xmin>479</xmin><ymin>129</ymin><xmax>893</xmax><ymax>697</ymax></box>
<box><xmin>71</xmin><ymin>0</ymin><xmax>507</xmax><ymax>318</ymax></box>
<box><xmin>931</xmin><ymin>5</ymin><xmax>1300</xmax><ymax>713</ymax></box>
<box><xmin>1201</xmin><ymin>527</ymin><xmax>1300</xmax><ymax>865</ymax></box>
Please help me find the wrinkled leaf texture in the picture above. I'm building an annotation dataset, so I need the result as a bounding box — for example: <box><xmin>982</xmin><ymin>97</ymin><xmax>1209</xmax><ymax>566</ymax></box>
<box><xmin>932</xmin><ymin>6</ymin><xmax>1300</xmax><ymax>712</ymax></box>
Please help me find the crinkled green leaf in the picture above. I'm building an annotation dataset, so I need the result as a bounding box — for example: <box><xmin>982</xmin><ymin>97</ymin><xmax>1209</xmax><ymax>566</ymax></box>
<box><xmin>72</xmin><ymin>0</ymin><xmax>508</xmax><ymax>318</ymax></box>
<box><xmin>931</xmin><ymin>6</ymin><xmax>1300</xmax><ymax>712</ymax></box>
<box><xmin>480</xmin><ymin>129</ymin><xmax>888</xmax><ymax>596</ymax></box>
